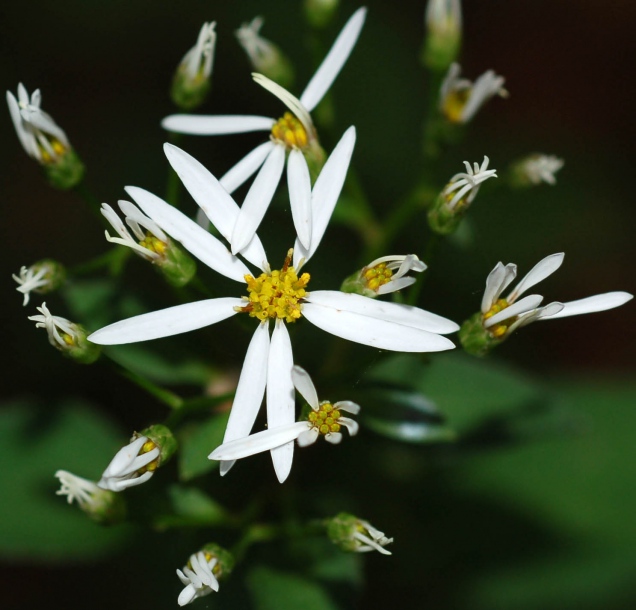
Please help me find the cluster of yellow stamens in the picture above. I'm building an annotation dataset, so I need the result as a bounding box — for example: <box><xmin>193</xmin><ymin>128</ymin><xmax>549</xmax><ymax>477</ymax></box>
<box><xmin>482</xmin><ymin>298</ymin><xmax>513</xmax><ymax>338</ymax></box>
<box><xmin>186</xmin><ymin>551</ymin><xmax>222</xmax><ymax>576</ymax></box>
<box><xmin>136</xmin><ymin>438</ymin><xmax>160</xmax><ymax>475</ymax></box>
<box><xmin>308</xmin><ymin>402</ymin><xmax>342</xmax><ymax>436</ymax></box>
<box><xmin>139</xmin><ymin>232</ymin><xmax>168</xmax><ymax>258</ymax></box>
<box><xmin>442</xmin><ymin>89</ymin><xmax>470</xmax><ymax>124</ymax></box>
<box><xmin>39</xmin><ymin>139</ymin><xmax>67</xmax><ymax>164</ymax></box>
<box><xmin>271</xmin><ymin>112</ymin><xmax>309</xmax><ymax>149</ymax></box>
<box><xmin>363</xmin><ymin>263</ymin><xmax>393</xmax><ymax>292</ymax></box>
<box><xmin>239</xmin><ymin>250</ymin><xmax>310</xmax><ymax>323</ymax></box>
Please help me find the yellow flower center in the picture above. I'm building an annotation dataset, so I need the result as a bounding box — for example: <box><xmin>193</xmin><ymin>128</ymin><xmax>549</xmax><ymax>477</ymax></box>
<box><xmin>442</xmin><ymin>88</ymin><xmax>470</xmax><ymax>123</ymax></box>
<box><xmin>307</xmin><ymin>401</ymin><xmax>342</xmax><ymax>436</ymax></box>
<box><xmin>139</xmin><ymin>232</ymin><xmax>168</xmax><ymax>257</ymax></box>
<box><xmin>271</xmin><ymin>112</ymin><xmax>309</xmax><ymax>149</ymax></box>
<box><xmin>238</xmin><ymin>249</ymin><xmax>310</xmax><ymax>323</ymax></box>
<box><xmin>136</xmin><ymin>438</ymin><xmax>160</xmax><ymax>475</ymax></box>
<box><xmin>363</xmin><ymin>263</ymin><xmax>393</xmax><ymax>292</ymax></box>
<box><xmin>39</xmin><ymin>139</ymin><xmax>68</xmax><ymax>164</ymax></box>
<box><xmin>483</xmin><ymin>298</ymin><xmax>513</xmax><ymax>338</ymax></box>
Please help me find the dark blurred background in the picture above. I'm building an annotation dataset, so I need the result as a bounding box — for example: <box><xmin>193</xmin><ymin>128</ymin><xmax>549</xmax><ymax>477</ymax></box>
<box><xmin>1</xmin><ymin>1</ymin><xmax>635</xmax><ymax>609</ymax></box>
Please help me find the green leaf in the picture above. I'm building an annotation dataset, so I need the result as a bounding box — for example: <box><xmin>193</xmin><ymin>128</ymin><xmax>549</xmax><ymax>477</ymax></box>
<box><xmin>154</xmin><ymin>485</ymin><xmax>229</xmax><ymax>530</ymax></box>
<box><xmin>247</xmin><ymin>566</ymin><xmax>339</xmax><ymax>610</ymax></box>
<box><xmin>178</xmin><ymin>411</ymin><xmax>230</xmax><ymax>481</ymax></box>
<box><xmin>0</xmin><ymin>399</ymin><xmax>128</xmax><ymax>562</ymax></box>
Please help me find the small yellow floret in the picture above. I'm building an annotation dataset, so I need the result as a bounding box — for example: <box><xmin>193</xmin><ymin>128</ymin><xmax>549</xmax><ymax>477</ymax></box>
<box><xmin>308</xmin><ymin>402</ymin><xmax>345</xmax><ymax>437</ymax></box>
<box><xmin>139</xmin><ymin>232</ymin><xmax>168</xmax><ymax>257</ymax></box>
<box><xmin>271</xmin><ymin>112</ymin><xmax>309</xmax><ymax>149</ymax></box>
<box><xmin>483</xmin><ymin>298</ymin><xmax>515</xmax><ymax>338</ymax></box>
<box><xmin>442</xmin><ymin>88</ymin><xmax>471</xmax><ymax>123</ymax></box>
<box><xmin>136</xmin><ymin>438</ymin><xmax>160</xmax><ymax>475</ymax></box>
<box><xmin>363</xmin><ymin>263</ymin><xmax>393</xmax><ymax>292</ymax></box>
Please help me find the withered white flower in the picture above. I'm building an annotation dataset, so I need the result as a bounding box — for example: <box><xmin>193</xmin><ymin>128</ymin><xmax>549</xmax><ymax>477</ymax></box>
<box><xmin>515</xmin><ymin>154</ymin><xmax>564</xmax><ymax>186</ymax></box>
<box><xmin>443</xmin><ymin>155</ymin><xmax>497</xmax><ymax>211</ymax></box>
<box><xmin>162</xmin><ymin>8</ymin><xmax>367</xmax><ymax>253</ymax></box>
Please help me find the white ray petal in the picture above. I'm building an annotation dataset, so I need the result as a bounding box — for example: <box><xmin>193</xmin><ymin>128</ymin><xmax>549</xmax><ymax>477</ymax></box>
<box><xmin>161</xmin><ymin>114</ymin><xmax>274</xmax><ymax>135</ymax></box>
<box><xmin>231</xmin><ymin>144</ymin><xmax>285</xmax><ymax>255</ymax></box>
<box><xmin>125</xmin><ymin>186</ymin><xmax>250</xmax><ymax>282</ymax></box>
<box><xmin>287</xmin><ymin>149</ymin><xmax>312</xmax><ymax>250</ymax></box>
<box><xmin>297</xmin><ymin>427</ymin><xmax>320</xmax><ymax>447</ymax></box>
<box><xmin>543</xmin><ymin>291</ymin><xmax>633</xmax><ymax>320</ymax></box>
<box><xmin>324</xmin><ymin>432</ymin><xmax>343</xmax><ymax>444</ymax></box>
<box><xmin>481</xmin><ymin>262</ymin><xmax>517</xmax><ymax>313</ymax></box>
<box><xmin>306</xmin><ymin>290</ymin><xmax>459</xmax><ymax>334</ymax></box>
<box><xmin>302</xmin><ymin>302</ymin><xmax>456</xmax><ymax>352</ymax></box>
<box><xmin>219</xmin><ymin>141</ymin><xmax>274</xmax><ymax>194</ymax></box>
<box><xmin>291</xmin><ymin>365</ymin><xmax>319</xmax><ymax>410</ymax></box>
<box><xmin>377</xmin><ymin>276</ymin><xmax>416</xmax><ymax>295</ymax></box>
<box><xmin>267</xmin><ymin>319</ymin><xmax>295</xmax><ymax>483</ymax></box>
<box><xmin>339</xmin><ymin>417</ymin><xmax>359</xmax><ymax>436</ymax></box>
<box><xmin>510</xmin><ymin>301</ymin><xmax>565</xmax><ymax>331</ymax></box>
<box><xmin>299</xmin><ymin>7</ymin><xmax>367</xmax><ymax>112</ymax></box>
<box><xmin>220</xmin><ymin>321</ymin><xmax>270</xmax><ymax>476</ymax></box>
<box><xmin>293</xmin><ymin>126</ymin><xmax>356</xmax><ymax>268</ymax></box>
<box><xmin>7</xmin><ymin>91</ymin><xmax>34</xmax><ymax>155</ymax></box>
<box><xmin>483</xmin><ymin>294</ymin><xmax>543</xmax><ymax>328</ymax></box>
<box><xmin>162</xmin><ymin>144</ymin><xmax>268</xmax><ymax>270</ymax></box>
<box><xmin>508</xmin><ymin>253</ymin><xmax>564</xmax><ymax>302</ymax></box>
<box><xmin>334</xmin><ymin>400</ymin><xmax>360</xmax><ymax>415</ymax></box>
<box><xmin>209</xmin><ymin>422</ymin><xmax>308</xmax><ymax>461</ymax></box>
<box><xmin>88</xmin><ymin>298</ymin><xmax>241</xmax><ymax>345</ymax></box>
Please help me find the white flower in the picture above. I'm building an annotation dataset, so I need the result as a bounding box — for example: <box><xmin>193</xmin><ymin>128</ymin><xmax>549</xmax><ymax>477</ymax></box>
<box><xmin>55</xmin><ymin>470</ymin><xmax>101</xmax><ymax>508</ymax></box>
<box><xmin>516</xmin><ymin>154</ymin><xmax>564</xmax><ymax>186</ymax></box>
<box><xmin>209</xmin><ymin>365</ymin><xmax>360</xmax><ymax>477</ymax></box>
<box><xmin>443</xmin><ymin>156</ymin><xmax>497</xmax><ymax>211</ymax></box>
<box><xmin>6</xmin><ymin>83</ymin><xmax>70</xmax><ymax>163</ymax></box>
<box><xmin>481</xmin><ymin>252</ymin><xmax>633</xmax><ymax>339</ymax></box>
<box><xmin>327</xmin><ymin>512</ymin><xmax>394</xmax><ymax>555</ymax></box>
<box><xmin>88</xmin><ymin>128</ymin><xmax>458</xmax><ymax>483</ymax></box>
<box><xmin>162</xmin><ymin>8</ymin><xmax>367</xmax><ymax>254</ymax></box>
<box><xmin>179</xmin><ymin>22</ymin><xmax>216</xmax><ymax>82</ymax></box>
<box><xmin>98</xmin><ymin>435</ymin><xmax>161</xmax><ymax>492</ymax></box>
<box><xmin>29</xmin><ymin>302</ymin><xmax>79</xmax><ymax>349</ymax></box>
<box><xmin>101</xmin><ymin>200</ymin><xmax>169</xmax><ymax>261</ymax></box>
<box><xmin>235</xmin><ymin>16</ymin><xmax>291</xmax><ymax>79</ymax></box>
<box><xmin>177</xmin><ymin>551</ymin><xmax>219</xmax><ymax>606</ymax></box>
<box><xmin>13</xmin><ymin>265</ymin><xmax>49</xmax><ymax>306</ymax></box>
<box><xmin>364</xmin><ymin>255</ymin><xmax>427</xmax><ymax>295</ymax></box>
<box><xmin>353</xmin><ymin>520</ymin><xmax>394</xmax><ymax>554</ymax></box>
<box><xmin>439</xmin><ymin>63</ymin><xmax>507</xmax><ymax>123</ymax></box>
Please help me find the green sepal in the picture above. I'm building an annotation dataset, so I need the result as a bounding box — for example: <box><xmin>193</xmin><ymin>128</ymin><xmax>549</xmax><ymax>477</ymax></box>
<box><xmin>139</xmin><ymin>424</ymin><xmax>178</xmax><ymax>465</ymax></box>
<box><xmin>304</xmin><ymin>0</ymin><xmax>340</xmax><ymax>29</ymax></box>
<box><xmin>43</xmin><ymin>147</ymin><xmax>85</xmax><ymax>190</ymax></box>
<box><xmin>340</xmin><ymin>271</ymin><xmax>376</xmax><ymax>298</ymax></box>
<box><xmin>202</xmin><ymin>543</ymin><xmax>235</xmax><ymax>580</ymax></box>
<box><xmin>65</xmin><ymin>325</ymin><xmax>101</xmax><ymax>364</ymax></box>
<box><xmin>458</xmin><ymin>311</ymin><xmax>504</xmax><ymax>357</ymax></box>
<box><xmin>427</xmin><ymin>192</ymin><xmax>465</xmax><ymax>235</ymax></box>
<box><xmin>81</xmin><ymin>488</ymin><xmax>127</xmax><ymax>526</ymax></box>
<box><xmin>171</xmin><ymin>69</ymin><xmax>211</xmax><ymax>111</ymax></box>
<box><xmin>28</xmin><ymin>259</ymin><xmax>66</xmax><ymax>295</ymax></box>
<box><xmin>421</xmin><ymin>31</ymin><xmax>461</xmax><ymax>73</ymax></box>
<box><xmin>158</xmin><ymin>239</ymin><xmax>197</xmax><ymax>287</ymax></box>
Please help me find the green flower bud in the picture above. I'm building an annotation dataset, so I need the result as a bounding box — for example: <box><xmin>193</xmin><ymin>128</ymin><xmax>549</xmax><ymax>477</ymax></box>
<box><xmin>158</xmin><ymin>240</ymin><xmax>197</xmax><ymax>288</ymax></box>
<box><xmin>458</xmin><ymin>311</ymin><xmax>503</xmax><ymax>357</ymax></box>
<box><xmin>304</xmin><ymin>0</ymin><xmax>340</xmax><ymax>29</ymax></box>
<box><xmin>341</xmin><ymin>255</ymin><xmax>426</xmax><ymax>298</ymax></box>
<box><xmin>422</xmin><ymin>0</ymin><xmax>462</xmax><ymax>72</ymax></box>
<box><xmin>139</xmin><ymin>424</ymin><xmax>178</xmax><ymax>465</ymax></box>
<box><xmin>44</xmin><ymin>147</ymin><xmax>85</xmax><ymax>190</ymax></box>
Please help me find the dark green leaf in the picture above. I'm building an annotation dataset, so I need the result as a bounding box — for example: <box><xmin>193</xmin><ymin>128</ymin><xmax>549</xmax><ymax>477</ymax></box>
<box><xmin>178</xmin><ymin>411</ymin><xmax>230</xmax><ymax>481</ymax></box>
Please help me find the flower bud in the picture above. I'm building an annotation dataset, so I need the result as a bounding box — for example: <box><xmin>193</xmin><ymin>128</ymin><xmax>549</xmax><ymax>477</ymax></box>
<box><xmin>327</xmin><ymin>512</ymin><xmax>393</xmax><ymax>555</ymax></box>
<box><xmin>458</xmin><ymin>311</ymin><xmax>502</xmax><ymax>357</ymax></box>
<box><xmin>341</xmin><ymin>255</ymin><xmax>426</xmax><ymax>297</ymax></box>
<box><xmin>303</xmin><ymin>0</ymin><xmax>340</xmax><ymax>29</ymax></box>
<box><xmin>29</xmin><ymin>303</ymin><xmax>100</xmax><ymax>364</ymax></box>
<box><xmin>176</xmin><ymin>544</ymin><xmax>234</xmax><ymax>605</ymax></box>
<box><xmin>13</xmin><ymin>259</ymin><xmax>66</xmax><ymax>306</ymax></box>
<box><xmin>422</xmin><ymin>0</ymin><xmax>462</xmax><ymax>72</ymax></box>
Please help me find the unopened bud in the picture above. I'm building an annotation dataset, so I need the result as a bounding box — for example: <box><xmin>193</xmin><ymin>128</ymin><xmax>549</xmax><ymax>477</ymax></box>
<box><xmin>342</xmin><ymin>254</ymin><xmax>426</xmax><ymax>297</ymax></box>
<box><xmin>303</xmin><ymin>0</ymin><xmax>340</xmax><ymax>29</ymax></box>
<box><xmin>327</xmin><ymin>512</ymin><xmax>393</xmax><ymax>555</ymax></box>
<box><xmin>177</xmin><ymin>544</ymin><xmax>234</xmax><ymax>605</ymax></box>
<box><xmin>422</xmin><ymin>0</ymin><xmax>462</xmax><ymax>72</ymax></box>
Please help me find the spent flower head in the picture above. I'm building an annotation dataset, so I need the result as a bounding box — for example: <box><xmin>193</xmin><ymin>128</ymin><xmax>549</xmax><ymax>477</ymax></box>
<box><xmin>510</xmin><ymin>154</ymin><xmax>564</xmax><ymax>187</ymax></box>
<box><xmin>13</xmin><ymin>260</ymin><xmax>65</xmax><ymax>306</ymax></box>
<box><xmin>459</xmin><ymin>253</ymin><xmax>634</xmax><ymax>356</ymax></box>
<box><xmin>327</xmin><ymin>512</ymin><xmax>393</xmax><ymax>555</ymax></box>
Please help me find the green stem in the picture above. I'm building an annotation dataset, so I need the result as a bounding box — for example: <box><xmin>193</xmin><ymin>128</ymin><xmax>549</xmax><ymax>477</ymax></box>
<box><xmin>73</xmin><ymin>179</ymin><xmax>104</xmax><ymax>221</ymax></box>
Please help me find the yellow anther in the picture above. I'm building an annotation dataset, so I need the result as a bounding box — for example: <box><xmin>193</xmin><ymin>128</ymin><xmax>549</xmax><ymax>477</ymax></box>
<box><xmin>62</xmin><ymin>333</ymin><xmax>75</xmax><ymax>346</ymax></box>
<box><xmin>139</xmin><ymin>233</ymin><xmax>168</xmax><ymax>257</ymax></box>
<box><xmin>362</xmin><ymin>262</ymin><xmax>393</xmax><ymax>292</ymax></box>
<box><xmin>271</xmin><ymin>112</ymin><xmax>309</xmax><ymax>150</ymax></box>
<box><xmin>52</xmin><ymin>140</ymin><xmax>67</xmax><ymax>155</ymax></box>
<box><xmin>320</xmin><ymin>424</ymin><xmax>330</xmax><ymax>434</ymax></box>
<box><xmin>483</xmin><ymin>298</ymin><xmax>515</xmax><ymax>338</ymax></box>
<box><xmin>442</xmin><ymin>89</ymin><xmax>471</xmax><ymax>123</ymax></box>
<box><xmin>330</xmin><ymin>423</ymin><xmax>341</xmax><ymax>433</ymax></box>
<box><xmin>307</xmin><ymin>401</ymin><xmax>347</xmax><ymax>437</ymax></box>
<box><xmin>141</xmin><ymin>440</ymin><xmax>157</xmax><ymax>454</ymax></box>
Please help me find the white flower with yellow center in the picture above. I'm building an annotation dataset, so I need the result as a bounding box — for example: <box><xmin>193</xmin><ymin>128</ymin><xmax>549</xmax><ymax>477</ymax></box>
<box><xmin>88</xmin><ymin>128</ymin><xmax>458</xmax><ymax>482</ymax></box>
<box><xmin>176</xmin><ymin>551</ymin><xmax>219</xmax><ymax>606</ymax></box>
<box><xmin>6</xmin><ymin>83</ymin><xmax>70</xmax><ymax>164</ymax></box>
<box><xmin>439</xmin><ymin>63</ymin><xmax>507</xmax><ymax>124</ymax></box>
<box><xmin>98</xmin><ymin>435</ymin><xmax>161</xmax><ymax>492</ymax></box>
<box><xmin>209</xmin><ymin>366</ymin><xmax>360</xmax><ymax>480</ymax></box>
<box><xmin>162</xmin><ymin>7</ymin><xmax>367</xmax><ymax>254</ymax></box>
<box><xmin>342</xmin><ymin>254</ymin><xmax>427</xmax><ymax>297</ymax></box>
<box><xmin>29</xmin><ymin>302</ymin><xmax>80</xmax><ymax>350</ymax></box>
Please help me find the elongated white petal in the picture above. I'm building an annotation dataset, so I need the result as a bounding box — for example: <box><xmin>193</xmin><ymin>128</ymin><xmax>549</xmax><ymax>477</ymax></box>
<box><xmin>377</xmin><ymin>276</ymin><xmax>416</xmax><ymax>295</ymax></box>
<box><xmin>162</xmin><ymin>144</ymin><xmax>268</xmax><ymax>270</ymax></box>
<box><xmin>231</xmin><ymin>144</ymin><xmax>285</xmax><ymax>255</ymax></box>
<box><xmin>299</xmin><ymin>7</ymin><xmax>367</xmax><ymax>112</ymax></box>
<box><xmin>267</xmin><ymin>319</ymin><xmax>295</xmax><ymax>483</ymax></box>
<box><xmin>481</xmin><ymin>262</ymin><xmax>517</xmax><ymax>313</ymax></box>
<box><xmin>88</xmin><ymin>298</ymin><xmax>241</xmax><ymax>345</ymax></box>
<box><xmin>508</xmin><ymin>253</ymin><xmax>564</xmax><ymax>302</ymax></box>
<box><xmin>7</xmin><ymin>91</ymin><xmax>34</xmax><ymax>156</ymax></box>
<box><xmin>209</xmin><ymin>422</ymin><xmax>308</xmax><ymax>461</ymax></box>
<box><xmin>307</xmin><ymin>290</ymin><xmax>459</xmax><ymax>334</ymax></box>
<box><xmin>291</xmin><ymin>365</ymin><xmax>319</xmax><ymax>410</ymax></box>
<box><xmin>339</xmin><ymin>417</ymin><xmax>359</xmax><ymax>436</ymax></box>
<box><xmin>510</xmin><ymin>301</ymin><xmax>565</xmax><ymax>331</ymax></box>
<box><xmin>125</xmin><ymin>186</ymin><xmax>250</xmax><ymax>282</ymax></box>
<box><xmin>287</xmin><ymin>149</ymin><xmax>312</xmax><ymax>250</ymax></box>
<box><xmin>302</xmin><ymin>301</ymin><xmax>456</xmax><ymax>352</ymax></box>
<box><xmin>220</xmin><ymin>321</ymin><xmax>270</xmax><ymax>476</ymax></box>
<box><xmin>334</xmin><ymin>400</ymin><xmax>360</xmax><ymax>415</ymax></box>
<box><xmin>542</xmin><ymin>291</ymin><xmax>633</xmax><ymax>320</ymax></box>
<box><xmin>297</xmin><ymin>427</ymin><xmax>320</xmax><ymax>447</ymax></box>
<box><xmin>293</xmin><ymin>126</ymin><xmax>356</xmax><ymax>268</ymax></box>
<box><xmin>161</xmin><ymin>114</ymin><xmax>274</xmax><ymax>135</ymax></box>
<box><xmin>324</xmin><ymin>432</ymin><xmax>343</xmax><ymax>444</ymax></box>
<box><xmin>220</xmin><ymin>141</ymin><xmax>274</xmax><ymax>194</ymax></box>
<box><xmin>483</xmin><ymin>294</ymin><xmax>543</xmax><ymax>328</ymax></box>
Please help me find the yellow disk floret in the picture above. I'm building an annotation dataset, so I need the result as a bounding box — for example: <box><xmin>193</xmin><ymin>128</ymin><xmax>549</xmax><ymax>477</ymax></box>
<box><xmin>308</xmin><ymin>402</ymin><xmax>343</xmax><ymax>435</ymax></box>
<box><xmin>271</xmin><ymin>112</ymin><xmax>309</xmax><ymax>149</ymax></box>
<box><xmin>442</xmin><ymin>88</ymin><xmax>471</xmax><ymax>123</ymax></box>
<box><xmin>136</xmin><ymin>438</ymin><xmax>160</xmax><ymax>475</ymax></box>
<box><xmin>363</xmin><ymin>262</ymin><xmax>393</xmax><ymax>292</ymax></box>
<box><xmin>483</xmin><ymin>298</ymin><xmax>514</xmax><ymax>338</ymax></box>
<box><xmin>139</xmin><ymin>232</ymin><xmax>168</xmax><ymax>257</ymax></box>
<box><xmin>239</xmin><ymin>249</ymin><xmax>310</xmax><ymax>323</ymax></box>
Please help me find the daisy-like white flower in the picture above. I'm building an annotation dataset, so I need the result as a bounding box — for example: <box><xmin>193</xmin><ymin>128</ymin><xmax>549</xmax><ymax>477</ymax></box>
<box><xmin>171</xmin><ymin>22</ymin><xmax>217</xmax><ymax>110</ymax></box>
<box><xmin>29</xmin><ymin>302</ymin><xmax>100</xmax><ymax>363</ymax></box>
<box><xmin>209</xmin><ymin>365</ymin><xmax>360</xmax><ymax>480</ymax></box>
<box><xmin>423</xmin><ymin>0</ymin><xmax>462</xmax><ymax>71</ymax></box>
<box><xmin>341</xmin><ymin>254</ymin><xmax>427</xmax><ymax>297</ymax></box>
<box><xmin>13</xmin><ymin>260</ymin><xmax>65</xmax><ymax>306</ymax></box>
<box><xmin>428</xmin><ymin>156</ymin><xmax>497</xmax><ymax>234</ymax></box>
<box><xmin>176</xmin><ymin>545</ymin><xmax>233</xmax><ymax>606</ymax></box>
<box><xmin>98</xmin><ymin>435</ymin><xmax>161</xmax><ymax>492</ymax></box>
<box><xmin>460</xmin><ymin>252</ymin><xmax>634</xmax><ymax>356</ymax></box>
<box><xmin>511</xmin><ymin>154</ymin><xmax>564</xmax><ymax>187</ymax></box>
<box><xmin>235</xmin><ymin>17</ymin><xmax>294</xmax><ymax>88</ymax></box>
<box><xmin>439</xmin><ymin>63</ymin><xmax>507</xmax><ymax>124</ymax></box>
<box><xmin>88</xmin><ymin>128</ymin><xmax>458</xmax><ymax>482</ymax></box>
<box><xmin>327</xmin><ymin>513</ymin><xmax>393</xmax><ymax>555</ymax></box>
<box><xmin>162</xmin><ymin>7</ymin><xmax>367</xmax><ymax>254</ymax></box>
